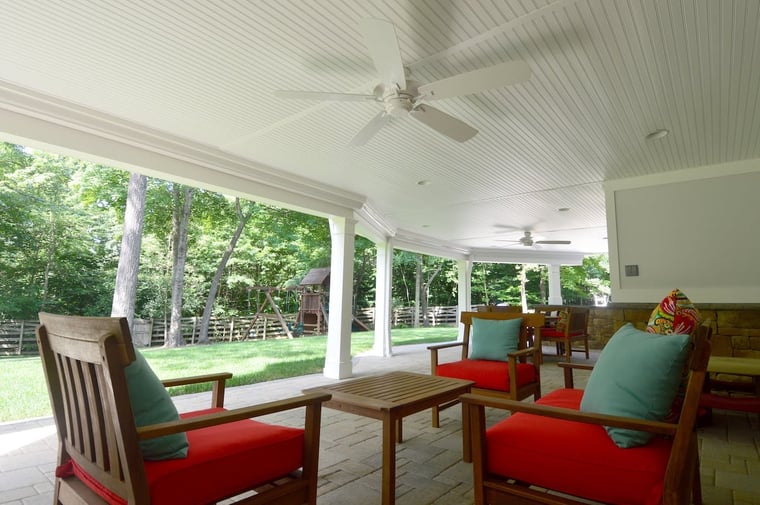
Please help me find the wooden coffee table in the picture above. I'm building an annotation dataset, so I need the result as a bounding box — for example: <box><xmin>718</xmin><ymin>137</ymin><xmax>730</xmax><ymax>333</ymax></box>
<box><xmin>305</xmin><ymin>371</ymin><xmax>474</xmax><ymax>505</ymax></box>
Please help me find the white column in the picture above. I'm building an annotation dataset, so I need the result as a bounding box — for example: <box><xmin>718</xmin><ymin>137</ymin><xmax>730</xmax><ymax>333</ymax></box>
<box><xmin>324</xmin><ymin>216</ymin><xmax>355</xmax><ymax>379</ymax></box>
<box><xmin>371</xmin><ymin>238</ymin><xmax>393</xmax><ymax>357</ymax></box>
<box><xmin>457</xmin><ymin>258</ymin><xmax>473</xmax><ymax>339</ymax></box>
<box><xmin>548</xmin><ymin>263</ymin><xmax>563</xmax><ymax>305</ymax></box>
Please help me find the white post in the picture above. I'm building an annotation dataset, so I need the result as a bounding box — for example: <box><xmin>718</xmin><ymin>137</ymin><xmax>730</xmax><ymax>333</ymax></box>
<box><xmin>548</xmin><ymin>263</ymin><xmax>563</xmax><ymax>305</ymax></box>
<box><xmin>457</xmin><ymin>258</ymin><xmax>473</xmax><ymax>339</ymax></box>
<box><xmin>323</xmin><ymin>216</ymin><xmax>355</xmax><ymax>379</ymax></box>
<box><xmin>372</xmin><ymin>238</ymin><xmax>393</xmax><ymax>357</ymax></box>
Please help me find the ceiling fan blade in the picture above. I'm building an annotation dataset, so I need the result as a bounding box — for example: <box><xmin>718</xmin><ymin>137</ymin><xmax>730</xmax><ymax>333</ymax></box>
<box><xmin>359</xmin><ymin>18</ymin><xmax>406</xmax><ymax>89</ymax></box>
<box><xmin>418</xmin><ymin>60</ymin><xmax>531</xmax><ymax>101</ymax></box>
<box><xmin>273</xmin><ymin>90</ymin><xmax>377</xmax><ymax>101</ymax></box>
<box><xmin>535</xmin><ymin>240</ymin><xmax>572</xmax><ymax>245</ymax></box>
<box><xmin>349</xmin><ymin>111</ymin><xmax>389</xmax><ymax>146</ymax></box>
<box><xmin>410</xmin><ymin>104</ymin><xmax>478</xmax><ymax>142</ymax></box>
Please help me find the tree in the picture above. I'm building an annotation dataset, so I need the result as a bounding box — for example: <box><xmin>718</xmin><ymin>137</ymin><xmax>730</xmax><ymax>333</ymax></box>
<box><xmin>352</xmin><ymin>236</ymin><xmax>376</xmax><ymax>313</ymax></box>
<box><xmin>198</xmin><ymin>198</ymin><xmax>254</xmax><ymax>343</ymax></box>
<box><xmin>111</xmin><ymin>173</ymin><xmax>147</xmax><ymax>330</ymax></box>
<box><xmin>165</xmin><ymin>186</ymin><xmax>194</xmax><ymax>347</ymax></box>
<box><xmin>0</xmin><ymin>146</ymin><xmax>116</xmax><ymax>318</ymax></box>
<box><xmin>419</xmin><ymin>257</ymin><xmax>445</xmax><ymax>327</ymax></box>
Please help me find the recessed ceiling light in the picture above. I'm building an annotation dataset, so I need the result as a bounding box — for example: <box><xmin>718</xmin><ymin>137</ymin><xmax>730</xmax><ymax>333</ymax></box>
<box><xmin>557</xmin><ymin>207</ymin><xmax>570</xmax><ymax>212</ymax></box>
<box><xmin>645</xmin><ymin>129</ymin><xmax>669</xmax><ymax>141</ymax></box>
<box><xmin>421</xmin><ymin>224</ymin><xmax>430</xmax><ymax>228</ymax></box>
<box><xmin>417</xmin><ymin>179</ymin><xmax>431</xmax><ymax>186</ymax></box>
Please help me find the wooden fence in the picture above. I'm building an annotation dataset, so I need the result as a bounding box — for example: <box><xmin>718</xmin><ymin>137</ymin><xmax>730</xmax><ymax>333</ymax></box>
<box><xmin>0</xmin><ymin>305</ymin><xmax>463</xmax><ymax>356</ymax></box>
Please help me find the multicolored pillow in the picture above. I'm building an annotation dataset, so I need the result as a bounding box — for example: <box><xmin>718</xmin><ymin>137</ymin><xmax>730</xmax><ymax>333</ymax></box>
<box><xmin>646</xmin><ymin>289</ymin><xmax>700</xmax><ymax>335</ymax></box>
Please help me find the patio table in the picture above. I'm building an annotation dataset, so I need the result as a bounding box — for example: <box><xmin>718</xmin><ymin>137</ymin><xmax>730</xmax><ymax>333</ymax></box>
<box><xmin>304</xmin><ymin>371</ymin><xmax>473</xmax><ymax>505</ymax></box>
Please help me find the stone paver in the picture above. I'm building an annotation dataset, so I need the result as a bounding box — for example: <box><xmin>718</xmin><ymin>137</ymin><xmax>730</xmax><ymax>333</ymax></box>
<box><xmin>1</xmin><ymin>343</ymin><xmax>758</xmax><ymax>504</ymax></box>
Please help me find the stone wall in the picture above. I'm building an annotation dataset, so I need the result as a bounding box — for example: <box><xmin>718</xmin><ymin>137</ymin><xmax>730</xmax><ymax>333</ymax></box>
<box><xmin>586</xmin><ymin>304</ymin><xmax>760</xmax><ymax>358</ymax></box>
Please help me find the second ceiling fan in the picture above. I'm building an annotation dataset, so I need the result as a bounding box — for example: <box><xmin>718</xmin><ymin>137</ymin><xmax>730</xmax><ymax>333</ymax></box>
<box><xmin>500</xmin><ymin>231</ymin><xmax>572</xmax><ymax>247</ymax></box>
<box><xmin>274</xmin><ymin>18</ymin><xmax>531</xmax><ymax>146</ymax></box>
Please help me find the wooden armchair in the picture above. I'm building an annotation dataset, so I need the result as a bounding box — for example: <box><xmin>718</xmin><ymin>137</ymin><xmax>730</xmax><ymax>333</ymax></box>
<box><xmin>36</xmin><ymin>312</ymin><xmax>330</xmax><ymax>505</ymax></box>
<box><xmin>428</xmin><ymin>311</ymin><xmax>545</xmax><ymax>428</ymax></box>
<box><xmin>539</xmin><ymin>306</ymin><xmax>591</xmax><ymax>362</ymax></box>
<box><xmin>461</xmin><ymin>321</ymin><xmax>712</xmax><ymax>505</ymax></box>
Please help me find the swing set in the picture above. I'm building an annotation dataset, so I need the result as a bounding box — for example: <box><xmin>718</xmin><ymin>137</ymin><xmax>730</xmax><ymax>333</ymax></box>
<box><xmin>246</xmin><ymin>267</ymin><xmax>369</xmax><ymax>339</ymax></box>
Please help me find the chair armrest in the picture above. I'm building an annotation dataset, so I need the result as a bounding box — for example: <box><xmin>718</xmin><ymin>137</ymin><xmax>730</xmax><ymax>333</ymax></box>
<box><xmin>557</xmin><ymin>362</ymin><xmax>594</xmax><ymax>388</ymax></box>
<box><xmin>161</xmin><ymin>372</ymin><xmax>233</xmax><ymax>408</ymax></box>
<box><xmin>508</xmin><ymin>345</ymin><xmax>541</xmax><ymax>366</ymax></box>
<box><xmin>427</xmin><ymin>341</ymin><xmax>464</xmax><ymax>351</ymax></box>
<box><xmin>429</xmin><ymin>341</ymin><xmax>465</xmax><ymax>371</ymax></box>
<box><xmin>459</xmin><ymin>393</ymin><xmax>677</xmax><ymax>436</ymax></box>
<box><xmin>508</xmin><ymin>346</ymin><xmax>538</xmax><ymax>360</ymax></box>
<box><xmin>138</xmin><ymin>392</ymin><xmax>332</xmax><ymax>440</ymax></box>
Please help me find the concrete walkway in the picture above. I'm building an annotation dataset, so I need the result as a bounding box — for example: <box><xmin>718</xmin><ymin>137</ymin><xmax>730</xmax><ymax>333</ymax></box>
<box><xmin>1</xmin><ymin>343</ymin><xmax>758</xmax><ymax>504</ymax></box>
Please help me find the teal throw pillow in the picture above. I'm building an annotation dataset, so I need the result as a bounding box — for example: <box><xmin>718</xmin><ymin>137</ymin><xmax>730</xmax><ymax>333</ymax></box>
<box><xmin>580</xmin><ymin>323</ymin><xmax>690</xmax><ymax>448</ymax></box>
<box><xmin>469</xmin><ymin>317</ymin><xmax>522</xmax><ymax>361</ymax></box>
<box><xmin>125</xmin><ymin>350</ymin><xmax>189</xmax><ymax>460</ymax></box>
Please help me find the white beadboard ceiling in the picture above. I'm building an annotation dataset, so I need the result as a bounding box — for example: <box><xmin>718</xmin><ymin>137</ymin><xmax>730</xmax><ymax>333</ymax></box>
<box><xmin>1</xmin><ymin>0</ymin><xmax>759</xmax><ymax>260</ymax></box>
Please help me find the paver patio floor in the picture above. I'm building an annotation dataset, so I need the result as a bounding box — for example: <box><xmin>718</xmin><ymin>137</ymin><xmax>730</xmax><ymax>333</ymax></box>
<box><xmin>1</xmin><ymin>343</ymin><xmax>758</xmax><ymax>504</ymax></box>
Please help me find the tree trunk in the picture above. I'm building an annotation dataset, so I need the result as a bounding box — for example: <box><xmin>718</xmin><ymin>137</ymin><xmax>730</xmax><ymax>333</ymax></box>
<box><xmin>198</xmin><ymin>199</ymin><xmax>252</xmax><ymax>344</ymax></box>
<box><xmin>111</xmin><ymin>173</ymin><xmax>147</xmax><ymax>331</ymax></box>
<box><xmin>421</xmin><ymin>262</ymin><xmax>444</xmax><ymax>327</ymax></box>
<box><xmin>166</xmin><ymin>186</ymin><xmax>194</xmax><ymax>348</ymax></box>
<box><xmin>520</xmin><ymin>264</ymin><xmax>528</xmax><ymax>312</ymax></box>
<box><xmin>414</xmin><ymin>255</ymin><xmax>422</xmax><ymax>328</ymax></box>
<box><xmin>538</xmin><ymin>265</ymin><xmax>547</xmax><ymax>304</ymax></box>
<box><xmin>352</xmin><ymin>246</ymin><xmax>372</xmax><ymax>314</ymax></box>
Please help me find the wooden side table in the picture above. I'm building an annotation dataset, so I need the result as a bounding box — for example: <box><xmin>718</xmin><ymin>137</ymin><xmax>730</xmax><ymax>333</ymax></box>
<box><xmin>305</xmin><ymin>371</ymin><xmax>474</xmax><ymax>505</ymax></box>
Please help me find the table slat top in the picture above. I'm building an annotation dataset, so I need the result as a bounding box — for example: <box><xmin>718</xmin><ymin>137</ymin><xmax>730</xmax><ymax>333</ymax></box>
<box><xmin>305</xmin><ymin>371</ymin><xmax>473</xmax><ymax>410</ymax></box>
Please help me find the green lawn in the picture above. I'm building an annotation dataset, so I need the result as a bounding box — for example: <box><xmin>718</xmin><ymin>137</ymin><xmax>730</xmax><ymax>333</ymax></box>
<box><xmin>0</xmin><ymin>326</ymin><xmax>457</xmax><ymax>422</ymax></box>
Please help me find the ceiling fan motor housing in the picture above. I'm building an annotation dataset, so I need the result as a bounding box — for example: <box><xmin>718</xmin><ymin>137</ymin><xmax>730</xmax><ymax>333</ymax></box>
<box><xmin>378</xmin><ymin>82</ymin><xmax>419</xmax><ymax>117</ymax></box>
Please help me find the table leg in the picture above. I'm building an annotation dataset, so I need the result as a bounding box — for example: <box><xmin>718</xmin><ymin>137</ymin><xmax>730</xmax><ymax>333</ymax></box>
<box><xmin>396</xmin><ymin>417</ymin><xmax>403</xmax><ymax>443</ymax></box>
<box><xmin>461</xmin><ymin>399</ymin><xmax>471</xmax><ymax>462</ymax></box>
<box><xmin>382</xmin><ymin>413</ymin><xmax>397</xmax><ymax>505</ymax></box>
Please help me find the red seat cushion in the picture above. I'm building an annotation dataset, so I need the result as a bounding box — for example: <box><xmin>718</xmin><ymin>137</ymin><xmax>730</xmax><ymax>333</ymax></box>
<box><xmin>66</xmin><ymin>407</ymin><xmax>305</xmax><ymax>505</ymax></box>
<box><xmin>541</xmin><ymin>328</ymin><xmax>584</xmax><ymax>338</ymax></box>
<box><xmin>436</xmin><ymin>359</ymin><xmax>537</xmax><ymax>391</ymax></box>
<box><xmin>486</xmin><ymin>389</ymin><xmax>672</xmax><ymax>505</ymax></box>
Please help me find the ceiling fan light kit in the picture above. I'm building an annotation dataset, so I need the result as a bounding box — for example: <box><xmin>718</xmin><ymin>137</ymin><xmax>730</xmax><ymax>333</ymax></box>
<box><xmin>274</xmin><ymin>18</ymin><xmax>530</xmax><ymax>146</ymax></box>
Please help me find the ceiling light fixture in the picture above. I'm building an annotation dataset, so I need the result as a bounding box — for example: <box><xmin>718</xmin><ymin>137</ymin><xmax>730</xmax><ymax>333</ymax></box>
<box><xmin>417</xmin><ymin>179</ymin><xmax>431</xmax><ymax>186</ymax></box>
<box><xmin>645</xmin><ymin>129</ymin><xmax>669</xmax><ymax>141</ymax></box>
<box><xmin>557</xmin><ymin>207</ymin><xmax>570</xmax><ymax>212</ymax></box>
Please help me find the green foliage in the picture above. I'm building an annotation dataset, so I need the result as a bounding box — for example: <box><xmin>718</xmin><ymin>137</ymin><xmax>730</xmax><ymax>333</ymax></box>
<box><xmin>471</xmin><ymin>263</ymin><xmax>523</xmax><ymax>305</ymax></box>
<box><xmin>561</xmin><ymin>255</ymin><xmax>610</xmax><ymax>304</ymax></box>
<box><xmin>0</xmin><ymin>145</ymin><xmax>116</xmax><ymax>318</ymax></box>
<box><xmin>391</xmin><ymin>251</ymin><xmax>457</xmax><ymax>307</ymax></box>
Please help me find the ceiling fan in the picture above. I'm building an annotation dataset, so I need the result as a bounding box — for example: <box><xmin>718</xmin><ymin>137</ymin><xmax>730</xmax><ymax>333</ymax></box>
<box><xmin>273</xmin><ymin>18</ymin><xmax>531</xmax><ymax>146</ymax></box>
<box><xmin>499</xmin><ymin>231</ymin><xmax>571</xmax><ymax>247</ymax></box>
